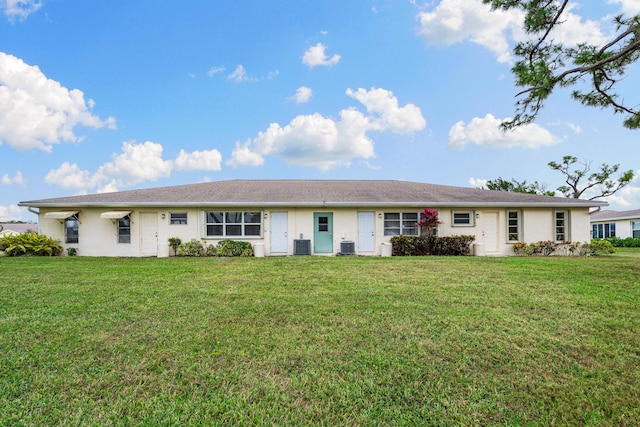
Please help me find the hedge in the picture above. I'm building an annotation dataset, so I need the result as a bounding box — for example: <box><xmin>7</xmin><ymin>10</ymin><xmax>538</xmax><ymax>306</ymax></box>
<box><xmin>390</xmin><ymin>235</ymin><xmax>475</xmax><ymax>256</ymax></box>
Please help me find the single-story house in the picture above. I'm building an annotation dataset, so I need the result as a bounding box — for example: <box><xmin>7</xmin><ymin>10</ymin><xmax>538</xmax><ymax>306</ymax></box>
<box><xmin>590</xmin><ymin>209</ymin><xmax>640</xmax><ymax>239</ymax></box>
<box><xmin>0</xmin><ymin>223</ymin><xmax>37</xmax><ymax>236</ymax></box>
<box><xmin>18</xmin><ymin>180</ymin><xmax>606</xmax><ymax>257</ymax></box>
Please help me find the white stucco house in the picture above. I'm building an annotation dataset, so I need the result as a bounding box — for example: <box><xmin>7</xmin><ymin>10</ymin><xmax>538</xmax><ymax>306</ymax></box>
<box><xmin>590</xmin><ymin>209</ymin><xmax>640</xmax><ymax>239</ymax></box>
<box><xmin>18</xmin><ymin>180</ymin><xmax>606</xmax><ymax>257</ymax></box>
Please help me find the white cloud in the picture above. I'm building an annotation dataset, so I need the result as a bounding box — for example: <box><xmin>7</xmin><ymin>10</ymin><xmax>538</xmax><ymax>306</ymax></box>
<box><xmin>448</xmin><ymin>113</ymin><xmax>559</xmax><ymax>150</ymax></box>
<box><xmin>468</xmin><ymin>177</ymin><xmax>488</xmax><ymax>188</ymax></box>
<box><xmin>289</xmin><ymin>86</ymin><xmax>313</xmax><ymax>104</ymax></box>
<box><xmin>346</xmin><ymin>87</ymin><xmax>426</xmax><ymax>133</ymax></box>
<box><xmin>207</xmin><ymin>66</ymin><xmax>226</xmax><ymax>77</ymax></box>
<box><xmin>417</xmin><ymin>0</ymin><xmax>607</xmax><ymax>63</ymax></box>
<box><xmin>608</xmin><ymin>0</ymin><xmax>640</xmax><ymax>16</ymax></box>
<box><xmin>44</xmin><ymin>161</ymin><xmax>98</xmax><ymax>191</ymax></box>
<box><xmin>174</xmin><ymin>148</ymin><xmax>222</xmax><ymax>171</ymax></box>
<box><xmin>1</xmin><ymin>0</ymin><xmax>42</xmax><ymax>21</ymax></box>
<box><xmin>0</xmin><ymin>204</ymin><xmax>26</xmax><ymax>221</ymax></box>
<box><xmin>417</xmin><ymin>0</ymin><xmax>523</xmax><ymax>63</ymax></box>
<box><xmin>96</xmin><ymin>141</ymin><xmax>172</xmax><ymax>185</ymax></box>
<box><xmin>227</xmin><ymin>64</ymin><xmax>256</xmax><ymax>83</ymax></box>
<box><xmin>0</xmin><ymin>52</ymin><xmax>116</xmax><ymax>152</ymax></box>
<box><xmin>1</xmin><ymin>171</ymin><xmax>24</xmax><ymax>185</ymax></box>
<box><xmin>302</xmin><ymin>43</ymin><xmax>341</xmax><ymax>67</ymax></box>
<box><xmin>227</xmin><ymin>141</ymin><xmax>264</xmax><ymax>167</ymax></box>
<box><xmin>45</xmin><ymin>141</ymin><xmax>222</xmax><ymax>194</ymax></box>
<box><xmin>230</xmin><ymin>87</ymin><xmax>425</xmax><ymax>170</ymax></box>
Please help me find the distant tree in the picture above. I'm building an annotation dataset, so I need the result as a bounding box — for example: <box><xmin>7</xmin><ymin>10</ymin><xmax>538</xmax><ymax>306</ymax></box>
<box><xmin>484</xmin><ymin>156</ymin><xmax>634</xmax><ymax>200</ymax></box>
<box><xmin>485</xmin><ymin>177</ymin><xmax>555</xmax><ymax>196</ymax></box>
<box><xmin>483</xmin><ymin>0</ymin><xmax>640</xmax><ymax>129</ymax></box>
<box><xmin>549</xmin><ymin>155</ymin><xmax>634</xmax><ymax>200</ymax></box>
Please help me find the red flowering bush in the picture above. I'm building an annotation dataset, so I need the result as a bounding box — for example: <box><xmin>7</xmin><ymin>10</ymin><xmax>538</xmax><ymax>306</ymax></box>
<box><xmin>417</xmin><ymin>208</ymin><xmax>441</xmax><ymax>235</ymax></box>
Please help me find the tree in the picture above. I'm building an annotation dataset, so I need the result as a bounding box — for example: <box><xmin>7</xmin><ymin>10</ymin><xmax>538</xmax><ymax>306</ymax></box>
<box><xmin>549</xmin><ymin>155</ymin><xmax>634</xmax><ymax>200</ymax></box>
<box><xmin>485</xmin><ymin>177</ymin><xmax>555</xmax><ymax>196</ymax></box>
<box><xmin>483</xmin><ymin>0</ymin><xmax>640</xmax><ymax>129</ymax></box>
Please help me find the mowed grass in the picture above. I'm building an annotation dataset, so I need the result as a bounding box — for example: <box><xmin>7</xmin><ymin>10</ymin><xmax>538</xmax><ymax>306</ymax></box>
<box><xmin>1</xmin><ymin>254</ymin><xmax>639</xmax><ymax>426</ymax></box>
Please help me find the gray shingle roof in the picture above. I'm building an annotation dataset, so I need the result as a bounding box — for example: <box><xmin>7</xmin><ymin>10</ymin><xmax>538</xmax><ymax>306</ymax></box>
<box><xmin>19</xmin><ymin>180</ymin><xmax>606</xmax><ymax>208</ymax></box>
<box><xmin>590</xmin><ymin>209</ymin><xmax>640</xmax><ymax>221</ymax></box>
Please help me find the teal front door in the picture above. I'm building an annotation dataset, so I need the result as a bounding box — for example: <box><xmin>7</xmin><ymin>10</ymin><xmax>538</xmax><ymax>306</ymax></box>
<box><xmin>313</xmin><ymin>212</ymin><xmax>333</xmax><ymax>254</ymax></box>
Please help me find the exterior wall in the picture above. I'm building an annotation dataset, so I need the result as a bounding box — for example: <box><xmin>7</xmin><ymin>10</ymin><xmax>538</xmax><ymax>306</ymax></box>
<box><xmin>37</xmin><ymin>205</ymin><xmax>593</xmax><ymax>257</ymax></box>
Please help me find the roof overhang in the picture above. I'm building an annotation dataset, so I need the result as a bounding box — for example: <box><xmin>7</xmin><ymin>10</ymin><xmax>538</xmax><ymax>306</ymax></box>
<box><xmin>99</xmin><ymin>211</ymin><xmax>132</xmax><ymax>219</ymax></box>
<box><xmin>22</xmin><ymin>200</ymin><xmax>608</xmax><ymax>209</ymax></box>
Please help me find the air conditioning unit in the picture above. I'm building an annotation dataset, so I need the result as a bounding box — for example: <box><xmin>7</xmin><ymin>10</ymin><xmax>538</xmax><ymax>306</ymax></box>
<box><xmin>340</xmin><ymin>240</ymin><xmax>355</xmax><ymax>255</ymax></box>
<box><xmin>293</xmin><ymin>239</ymin><xmax>311</xmax><ymax>256</ymax></box>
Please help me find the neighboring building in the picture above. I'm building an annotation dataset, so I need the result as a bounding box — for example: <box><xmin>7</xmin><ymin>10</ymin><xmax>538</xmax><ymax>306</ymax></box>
<box><xmin>18</xmin><ymin>180</ymin><xmax>606</xmax><ymax>257</ymax></box>
<box><xmin>590</xmin><ymin>209</ymin><xmax>640</xmax><ymax>239</ymax></box>
<box><xmin>0</xmin><ymin>223</ymin><xmax>37</xmax><ymax>236</ymax></box>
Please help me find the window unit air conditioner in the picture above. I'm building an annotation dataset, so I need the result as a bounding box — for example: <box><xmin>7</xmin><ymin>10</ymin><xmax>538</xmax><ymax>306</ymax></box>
<box><xmin>293</xmin><ymin>239</ymin><xmax>311</xmax><ymax>256</ymax></box>
<box><xmin>340</xmin><ymin>241</ymin><xmax>355</xmax><ymax>255</ymax></box>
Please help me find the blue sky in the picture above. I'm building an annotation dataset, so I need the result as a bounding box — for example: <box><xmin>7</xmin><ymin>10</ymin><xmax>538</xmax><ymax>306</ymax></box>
<box><xmin>1</xmin><ymin>0</ymin><xmax>639</xmax><ymax>222</ymax></box>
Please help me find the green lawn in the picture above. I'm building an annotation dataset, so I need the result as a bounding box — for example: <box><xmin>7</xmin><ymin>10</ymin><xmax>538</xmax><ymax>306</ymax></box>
<box><xmin>1</xmin><ymin>255</ymin><xmax>639</xmax><ymax>426</ymax></box>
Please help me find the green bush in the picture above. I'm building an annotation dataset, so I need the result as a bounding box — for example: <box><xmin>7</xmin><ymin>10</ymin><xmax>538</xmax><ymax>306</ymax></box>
<box><xmin>602</xmin><ymin>236</ymin><xmax>640</xmax><ymax>247</ymax></box>
<box><xmin>216</xmin><ymin>240</ymin><xmax>254</xmax><ymax>257</ymax></box>
<box><xmin>390</xmin><ymin>235</ymin><xmax>475</xmax><ymax>256</ymax></box>
<box><xmin>0</xmin><ymin>232</ymin><xmax>63</xmax><ymax>256</ymax></box>
<box><xmin>586</xmin><ymin>239</ymin><xmax>616</xmax><ymax>255</ymax></box>
<box><xmin>176</xmin><ymin>239</ymin><xmax>209</xmax><ymax>257</ymax></box>
<box><xmin>175</xmin><ymin>239</ymin><xmax>253</xmax><ymax>257</ymax></box>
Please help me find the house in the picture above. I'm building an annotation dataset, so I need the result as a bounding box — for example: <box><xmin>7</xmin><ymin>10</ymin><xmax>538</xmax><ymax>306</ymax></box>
<box><xmin>590</xmin><ymin>209</ymin><xmax>640</xmax><ymax>239</ymax></box>
<box><xmin>0</xmin><ymin>223</ymin><xmax>37</xmax><ymax>236</ymax></box>
<box><xmin>18</xmin><ymin>180</ymin><xmax>606</xmax><ymax>257</ymax></box>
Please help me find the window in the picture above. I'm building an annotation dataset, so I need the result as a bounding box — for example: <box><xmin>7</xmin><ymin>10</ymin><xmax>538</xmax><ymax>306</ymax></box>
<box><xmin>384</xmin><ymin>212</ymin><xmax>418</xmax><ymax>236</ymax></box>
<box><xmin>65</xmin><ymin>215</ymin><xmax>79</xmax><ymax>244</ymax></box>
<box><xmin>204</xmin><ymin>211</ymin><xmax>262</xmax><ymax>237</ymax></box>
<box><xmin>507</xmin><ymin>210</ymin><xmax>521</xmax><ymax>242</ymax></box>
<box><xmin>170</xmin><ymin>212</ymin><xmax>188</xmax><ymax>225</ymax></box>
<box><xmin>592</xmin><ymin>223</ymin><xmax>616</xmax><ymax>239</ymax></box>
<box><xmin>118</xmin><ymin>216</ymin><xmax>131</xmax><ymax>244</ymax></box>
<box><xmin>555</xmin><ymin>210</ymin><xmax>569</xmax><ymax>242</ymax></box>
<box><xmin>632</xmin><ymin>221</ymin><xmax>640</xmax><ymax>238</ymax></box>
<box><xmin>452</xmin><ymin>211</ymin><xmax>474</xmax><ymax>226</ymax></box>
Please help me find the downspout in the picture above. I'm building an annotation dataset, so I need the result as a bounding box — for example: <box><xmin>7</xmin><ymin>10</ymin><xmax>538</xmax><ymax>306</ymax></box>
<box><xmin>589</xmin><ymin>206</ymin><xmax>602</xmax><ymax>215</ymax></box>
<box><xmin>28</xmin><ymin>207</ymin><xmax>40</xmax><ymax>216</ymax></box>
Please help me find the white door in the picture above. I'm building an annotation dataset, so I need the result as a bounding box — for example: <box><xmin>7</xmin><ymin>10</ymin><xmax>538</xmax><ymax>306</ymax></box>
<box><xmin>481</xmin><ymin>211</ymin><xmax>499</xmax><ymax>253</ymax></box>
<box><xmin>140</xmin><ymin>212</ymin><xmax>158</xmax><ymax>255</ymax></box>
<box><xmin>270</xmin><ymin>212</ymin><xmax>288</xmax><ymax>254</ymax></box>
<box><xmin>358</xmin><ymin>211</ymin><xmax>375</xmax><ymax>253</ymax></box>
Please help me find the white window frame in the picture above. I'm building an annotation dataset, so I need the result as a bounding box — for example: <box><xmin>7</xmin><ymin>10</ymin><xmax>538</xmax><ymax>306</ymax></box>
<box><xmin>631</xmin><ymin>221</ymin><xmax>640</xmax><ymax>238</ymax></box>
<box><xmin>170</xmin><ymin>212</ymin><xmax>188</xmax><ymax>225</ymax></box>
<box><xmin>507</xmin><ymin>210</ymin><xmax>522</xmax><ymax>242</ymax></box>
<box><xmin>203</xmin><ymin>211</ymin><xmax>263</xmax><ymax>238</ymax></box>
<box><xmin>383</xmin><ymin>212</ymin><xmax>419</xmax><ymax>236</ymax></box>
<box><xmin>554</xmin><ymin>210</ymin><xmax>570</xmax><ymax>242</ymax></box>
<box><xmin>451</xmin><ymin>211</ymin><xmax>475</xmax><ymax>227</ymax></box>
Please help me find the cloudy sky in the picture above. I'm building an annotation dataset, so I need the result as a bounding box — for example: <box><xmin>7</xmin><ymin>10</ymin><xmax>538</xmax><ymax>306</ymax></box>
<box><xmin>1</xmin><ymin>0</ymin><xmax>639</xmax><ymax>221</ymax></box>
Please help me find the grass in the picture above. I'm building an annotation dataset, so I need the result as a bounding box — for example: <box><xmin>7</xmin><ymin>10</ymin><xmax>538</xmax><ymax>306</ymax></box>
<box><xmin>1</xmin><ymin>254</ymin><xmax>639</xmax><ymax>426</ymax></box>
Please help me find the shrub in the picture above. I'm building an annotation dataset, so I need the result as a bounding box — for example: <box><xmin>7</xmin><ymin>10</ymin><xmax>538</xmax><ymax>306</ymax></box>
<box><xmin>216</xmin><ymin>240</ymin><xmax>254</xmax><ymax>257</ymax></box>
<box><xmin>587</xmin><ymin>239</ymin><xmax>616</xmax><ymax>255</ymax></box>
<box><xmin>168</xmin><ymin>237</ymin><xmax>182</xmax><ymax>255</ymax></box>
<box><xmin>66</xmin><ymin>247</ymin><xmax>78</xmax><ymax>256</ymax></box>
<box><xmin>0</xmin><ymin>232</ymin><xmax>63</xmax><ymax>256</ymax></box>
<box><xmin>602</xmin><ymin>236</ymin><xmax>640</xmax><ymax>248</ymax></box>
<box><xmin>176</xmin><ymin>239</ymin><xmax>208</xmax><ymax>257</ymax></box>
<box><xmin>390</xmin><ymin>235</ymin><xmax>475</xmax><ymax>256</ymax></box>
